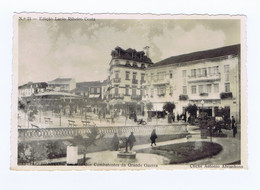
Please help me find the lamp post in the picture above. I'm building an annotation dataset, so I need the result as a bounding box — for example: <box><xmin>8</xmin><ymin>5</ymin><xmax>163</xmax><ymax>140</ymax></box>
<box><xmin>59</xmin><ymin>105</ymin><xmax>62</xmax><ymax>126</ymax></box>
<box><xmin>201</xmin><ymin>100</ymin><xmax>205</xmax><ymax>114</ymax></box>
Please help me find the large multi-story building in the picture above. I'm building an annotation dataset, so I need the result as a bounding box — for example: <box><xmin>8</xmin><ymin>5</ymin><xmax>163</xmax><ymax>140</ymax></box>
<box><xmin>143</xmin><ymin>44</ymin><xmax>240</xmax><ymax>121</ymax></box>
<box><xmin>106</xmin><ymin>47</ymin><xmax>153</xmax><ymax>110</ymax></box>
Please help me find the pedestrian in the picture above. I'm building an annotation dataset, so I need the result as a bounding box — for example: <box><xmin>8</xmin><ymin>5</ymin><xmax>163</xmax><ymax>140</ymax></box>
<box><xmin>128</xmin><ymin>132</ymin><xmax>136</xmax><ymax>151</ymax></box>
<box><xmin>111</xmin><ymin>133</ymin><xmax>119</xmax><ymax>151</ymax></box>
<box><xmin>150</xmin><ymin>129</ymin><xmax>157</xmax><ymax>146</ymax></box>
<box><xmin>231</xmin><ymin>116</ymin><xmax>237</xmax><ymax>137</ymax></box>
<box><xmin>134</xmin><ymin>112</ymin><xmax>137</xmax><ymax>122</ymax></box>
<box><xmin>177</xmin><ymin>114</ymin><xmax>180</xmax><ymax>122</ymax></box>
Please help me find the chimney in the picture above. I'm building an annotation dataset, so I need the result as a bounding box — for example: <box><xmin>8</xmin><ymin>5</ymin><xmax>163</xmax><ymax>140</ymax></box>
<box><xmin>143</xmin><ymin>46</ymin><xmax>150</xmax><ymax>58</ymax></box>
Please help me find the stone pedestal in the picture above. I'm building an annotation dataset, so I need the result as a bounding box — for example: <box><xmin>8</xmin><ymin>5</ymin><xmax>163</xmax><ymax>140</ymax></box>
<box><xmin>117</xmin><ymin>151</ymin><xmax>136</xmax><ymax>159</ymax></box>
<box><xmin>66</xmin><ymin>145</ymin><xmax>78</xmax><ymax>165</ymax></box>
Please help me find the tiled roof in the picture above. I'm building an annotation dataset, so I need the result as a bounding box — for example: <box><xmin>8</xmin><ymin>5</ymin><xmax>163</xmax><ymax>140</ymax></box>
<box><xmin>111</xmin><ymin>47</ymin><xmax>153</xmax><ymax>64</ymax></box>
<box><xmin>76</xmin><ymin>81</ymin><xmax>102</xmax><ymax>87</ymax></box>
<box><xmin>18</xmin><ymin>82</ymin><xmax>48</xmax><ymax>89</ymax></box>
<box><xmin>150</xmin><ymin>44</ymin><xmax>240</xmax><ymax>68</ymax></box>
<box><xmin>49</xmin><ymin>78</ymin><xmax>73</xmax><ymax>84</ymax></box>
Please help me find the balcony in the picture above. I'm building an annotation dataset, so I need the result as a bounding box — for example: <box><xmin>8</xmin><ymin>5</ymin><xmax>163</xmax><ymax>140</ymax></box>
<box><xmin>151</xmin><ymin>76</ymin><xmax>169</xmax><ymax>85</ymax></box>
<box><xmin>157</xmin><ymin>93</ymin><xmax>165</xmax><ymax>98</ymax></box>
<box><xmin>132</xmin><ymin>79</ymin><xmax>138</xmax><ymax>84</ymax></box>
<box><xmin>109</xmin><ymin>93</ymin><xmax>124</xmax><ymax>100</ymax></box>
<box><xmin>199</xmin><ymin>92</ymin><xmax>208</xmax><ymax>97</ymax></box>
<box><xmin>113</xmin><ymin>78</ymin><xmax>121</xmax><ymax>83</ymax></box>
<box><xmin>220</xmin><ymin>92</ymin><xmax>233</xmax><ymax>99</ymax></box>
<box><xmin>179</xmin><ymin>94</ymin><xmax>189</xmax><ymax>101</ymax></box>
<box><xmin>131</xmin><ymin>95</ymin><xmax>142</xmax><ymax>101</ymax></box>
<box><xmin>188</xmin><ymin>73</ymin><xmax>221</xmax><ymax>83</ymax></box>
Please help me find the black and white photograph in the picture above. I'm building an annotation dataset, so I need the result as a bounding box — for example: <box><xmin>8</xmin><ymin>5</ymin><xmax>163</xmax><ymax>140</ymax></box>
<box><xmin>12</xmin><ymin>13</ymin><xmax>246</xmax><ymax>170</ymax></box>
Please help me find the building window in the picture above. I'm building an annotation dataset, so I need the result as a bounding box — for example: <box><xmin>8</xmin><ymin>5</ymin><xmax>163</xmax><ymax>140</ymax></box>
<box><xmin>182</xmin><ymin>70</ymin><xmax>186</xmax><ymax>77</ymax></box>
<box><xmin>201</xmin><ymin>68</ymin><xmax>207</xmax><ymax>77</ymax></box>
<box><xmin>224</xmin><ymin>65</ymin><xmax>230</xmax><ymax>73</ymax></box>
<box><xmin>125</xmin><ymin>71</ymin><xmax>130</xmax><ymax>80</ymax></box>
<box><xmin>208</xmin><ymin>67</ymin><xmax>212</xmax><ymax>75</ymax></box>
<box><xmin>191</xmin><ymin>69</ymin><xmax>196</xmax><ymax>77</ymax></box>
<box><xmin>191</xmin><ymin>85</ymin><xmax>196</xmax><ymax>94</ymax></box>
<box><xmin>97</xmin><ymin>88</ymin><xmax>100</xmax><ymax>93</ymax></box>
<box><xmin>141</xmin><ymin>63</ymin><xmax>145</xmax><ymax>68</ymax></box>
<box><xmin>198</xmin><ymin>85</ymin><xmax>204</xmax><ymax>93</ymax></box>
<box><xmin>197</xmin><ymin>69</ymin><xmax>201</xmax><ymax>77</ymax></box>
<box><xmin>224</xmin><ymin>65</ymin><xmax>230</xmax><ymax>82</ymax></box>
<box><xmin>225</xmin><ymin>83</ymin><xmax>230</xmax><ymax>92</ymax></box>
<box><xmin>115</xmin><ymin>86</ymin><xmax>119</xmax><ymax>95</ymax></box>
<box><xmin>170</xmin><ymin>86</ymin><xmax>173</xmax><ymax>95</ymax></box>
<box><xmin>133</xmin><ymin>72</ymin><xmax>137</xmax><ymax>80</ymax></box>
<box><xmin>214</xmin><ymin>84</ymin><xmax>219</xmax><ymax>93</ymax></box>
<box><xmin>115</xmin><ymin>71</ymin><xmax>119</xmax><ymax>79</ymax></box>
<box><xmin>141</xmin><ymin>73</ymin><xmax>145</xmax><ymax>81</ymax></box>
<box><xmin>133</xmin><ymin>62</ymin><xmax>138</xmax><ymax>67</ymax></box>
<box><xmin>125</xmin><ymin>85</ymin><xmax>129</xmax><ymax>95</ymax></box>
<box><xmin>91</xmin><ymin>87</ymin><xmax>94</xmax><ymax>93</ymax></box>
<box><xmin>183</xmin><ymin>86</ymin><xmax>187</xmax><ymax>94</ymax></box>
<box><xmin>132</xmin><ymin>87</ymin><xmax>136</xmax><ymax>96</ymax></box>
<box><xmin>157</xmin><ymin>87</ymin><xmax>166</xmax><ymax>96</ymax></box>
<box><xmin>151</xmin><ymin>88</ymin><xmax>154</xmax><ymax>96</ymax></box>
<box><xmin>206</xmin><ymin>84</ymin><xmax>212</xmax><ymax>93</ymax></box>
<box><xmin>114</xmin><ymin>60</ymin><xmax>120</xmax><ymax>65</ymax></box>
<box><xmin>213</xmin><ymin>66</ymin><xmax>219</xmax><ymax>74</ymax></box>
<box><xmin>126</xmin><ymin>61</ymin><xmax>131</xmax><ymax>66</ymax></box>
<box><xmin>158</xmin><ymin>72</ymin><xmax>165</xmax><ymax>80</ymax></box>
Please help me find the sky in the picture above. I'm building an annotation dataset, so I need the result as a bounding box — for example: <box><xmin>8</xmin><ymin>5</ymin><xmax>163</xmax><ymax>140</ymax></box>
<box><xmin>18</xmin><ymin>18</ymin><xmax>241</xmax><ymax>85</ymax></box>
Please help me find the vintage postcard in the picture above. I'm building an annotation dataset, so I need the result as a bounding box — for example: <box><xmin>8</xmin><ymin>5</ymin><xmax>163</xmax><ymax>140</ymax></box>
<box><xmin>11</xmin><ymin>13</ymin><xmax>247</xmax><ymax>170</ymax></box>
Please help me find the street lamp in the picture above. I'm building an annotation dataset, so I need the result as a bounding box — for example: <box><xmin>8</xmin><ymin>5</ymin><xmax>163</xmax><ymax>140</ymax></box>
<box><xmin>59</xmin><ymin>105</ymin><xmax>62</xmax><ymax>126</ymax></box>
<box><xmin>201</xmin><ymin>100</ymin><xmax>205</xmax><ymax>114</ymax></box>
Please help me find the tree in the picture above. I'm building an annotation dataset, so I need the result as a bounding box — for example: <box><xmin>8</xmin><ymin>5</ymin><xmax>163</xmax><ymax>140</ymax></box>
<box><xmin>163</xmin><ymin>102</ymin><xmax>176</xmax><ymax>113</ymax></box>
<box><xmin>146</xmin><ymin>102</ymin><xmax>153</xmax><ymax>120</ymax></box>
<box><xmin>70</xmin><ymin>126</ymin><xmax>105</xmax><ymax>165</ymax></box>
<box><xmin>163</xmin><ymin>102</ymin><xmax>176</xmax><ymax>123</ymax></box>
<box><xmin>186</xmin><ymin>104</ymin><xmax>198</xmax><ymax>124</ymax></box>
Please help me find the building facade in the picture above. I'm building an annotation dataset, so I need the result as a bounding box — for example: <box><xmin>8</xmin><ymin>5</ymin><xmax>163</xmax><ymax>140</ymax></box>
<box><xmin>73</xmin><ymin>81</ymin><xmax>103</xmax><ymax>100</ymax></box>
<box><xmin>106</xmin><ymin>47</ymin><xmax>153</xmax><ymax>106</ymax></box>
<box><xmin>18</xmin><ymin>82</ymin><xmax>48</xmax><ymax>98</ymax></box>
<box><xmin>48</xmin><ymin>78</ymin><xmax>76</xmax><ymax>92</ymax></box>
<box><xmin>143</xmin><ymin>44</ymin><xmax>240</xmax><ymax>121</ymax></box>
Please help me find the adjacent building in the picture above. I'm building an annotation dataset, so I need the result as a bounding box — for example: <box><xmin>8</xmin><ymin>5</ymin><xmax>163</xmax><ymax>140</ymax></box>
<box><xmin>18</xmin><ymin>82</ymin><xmax>48</xmax><ymax>98</ymax></box>
<box><xmin>48</xmin><ymin>78</ymin><xmax>76</xmax><ymax>92</ymax></box>
<box><xmin>73</xmin><ymin>81</ymin><xmax>103</xmax><ymax>100</ymax></box>
<box><xmin>143</xmin><ymin>44</ymin><xmax>240</xmax><ymax>121</ymax></box>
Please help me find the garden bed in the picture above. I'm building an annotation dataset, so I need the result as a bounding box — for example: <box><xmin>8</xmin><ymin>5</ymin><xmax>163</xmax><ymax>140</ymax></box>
<box><xmin>137</xmin><ymin>141</ymin><xmax>222</xmax><ymax>164</ymax></box>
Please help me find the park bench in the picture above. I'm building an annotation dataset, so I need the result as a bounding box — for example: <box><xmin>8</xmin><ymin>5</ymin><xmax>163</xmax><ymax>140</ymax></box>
<box><xmin>81</xmin><ymin>120</ymin><xmax>91</xmax><ymax>127</ymax></box>
<box><xmin>44</xmin><ymin>117</ymin><xmax>53</xmax><ymax>125</ymax></box>
<box><xmin>68</xmin><ymin>120</ymin><xmax>77</xmax><ymax>127</ymax></box>
<box><xmin>31</xmin><ymin>124</ymin><xmax>39</xmax><ymax>128</ymax></box>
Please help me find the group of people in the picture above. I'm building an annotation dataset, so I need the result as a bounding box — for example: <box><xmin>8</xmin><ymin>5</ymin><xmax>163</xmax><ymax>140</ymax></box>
<box><xmin>111</xmin><ymin>129</ymin><xmax>158</xmax><ymax>151</ymax></box>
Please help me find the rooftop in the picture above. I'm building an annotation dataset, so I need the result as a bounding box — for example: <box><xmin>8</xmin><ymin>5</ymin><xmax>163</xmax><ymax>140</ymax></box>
<box><xmin>48</xmin><ymin>78</ymin><xmax>74</xmax><ymax>84</ymax></box>
<box><xmin>111</xmin><ymin>46</ymin><xmax>153</xmax><ymax>64</ymax></box>
<box><xmin>150</xmin><ymin>44</ymin><xmax>240</xmax><ymax>68</ymax></box>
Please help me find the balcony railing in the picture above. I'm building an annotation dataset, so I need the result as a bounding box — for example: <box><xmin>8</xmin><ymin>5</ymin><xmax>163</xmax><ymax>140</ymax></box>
<box><xmin>179</xmin><ymin>94</ymin><xmax>189</xmax><ymax>101</ymax></box>
<box><xmin>151</xmin><ymin>76</ymin><xmax>169</xmax><ymax>85</ymax></box>
<box><xmin>220</xmin><ymin>92</ymin><xmax>233</xmax><ymax>99</ymax></box>
<box><xmin>132</xmin><ymin>79</ymin><xmax>138</xmax><ymax>84</ymax></box>
<box><xmin>113</xmin><ymin>78</ymin><xmax>121</xmax><ymax>83</ymax></box>
<box><xmin>109</xmin><ymin>93</ymin><xmax>124</xmax><ymax>99</ymax></box>
<box><xmin>131</xmin><ymin>95</ymin><xmax>142</xmax><ymax>101</ymax></box>
<box><xmin>199</xmin><ymin>92</ymin><xmax>208</xmax><ymax>97</ymax></box>
<box><xmin>188</xmin><ymin>73</ymin><xmax>221</xmax><ymax>82</ymax></box>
